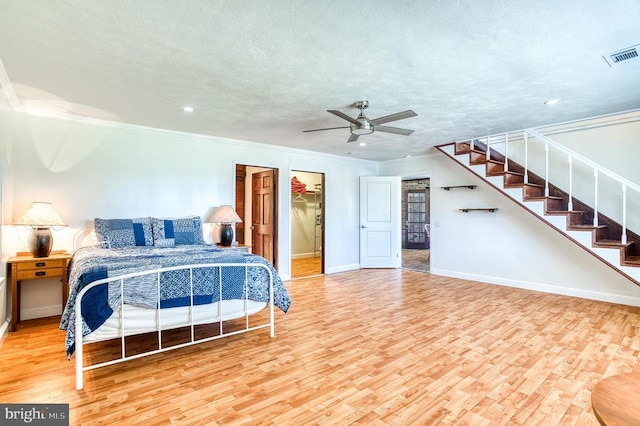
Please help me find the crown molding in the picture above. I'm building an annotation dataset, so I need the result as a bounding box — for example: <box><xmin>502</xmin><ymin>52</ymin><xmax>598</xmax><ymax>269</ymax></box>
<box><xmin>18</xmin><ymin>104</ymin><xmax>378</xmax><ymax>165</ymax></box>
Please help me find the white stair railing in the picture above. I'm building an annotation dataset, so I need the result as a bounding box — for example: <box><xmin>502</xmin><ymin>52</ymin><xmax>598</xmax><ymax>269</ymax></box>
<box><xmin>476</xmin><ymin>126</ymin><xmax>640</xmax><ymax>244</ymax></box>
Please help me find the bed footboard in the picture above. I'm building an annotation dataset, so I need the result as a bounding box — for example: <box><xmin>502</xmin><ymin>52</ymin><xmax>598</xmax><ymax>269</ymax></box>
<box><xmin>73</xmin><ymin>262</ymin><xmax>275</xmax><ymax>390</ymax></box>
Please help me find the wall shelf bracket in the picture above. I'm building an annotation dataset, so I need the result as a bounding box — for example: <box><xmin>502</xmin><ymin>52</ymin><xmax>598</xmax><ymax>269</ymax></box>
<box><xmin>442</xmin><ymin>185</ymin><xmax>477</xmax><ymax>190</ymax></box>
<box><xmin>459</xmin><ymin>208</ymin><xmax>498</xmax><ymax>213</ymax></box>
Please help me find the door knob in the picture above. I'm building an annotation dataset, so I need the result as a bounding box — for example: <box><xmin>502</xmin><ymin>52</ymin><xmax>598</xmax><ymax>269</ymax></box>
<box><xmin>361</xmin><ymin>225</ymin><xmax>368</xmax><ymax>229</ymax></box>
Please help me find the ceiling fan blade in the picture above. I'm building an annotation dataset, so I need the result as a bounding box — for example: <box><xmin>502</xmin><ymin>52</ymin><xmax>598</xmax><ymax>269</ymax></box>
<box><xmin>370</xmin><ymin>110</ymin><xmax>417</xmax><ymax>125</ymax></box>
<box><xmin>302</xmin><ymin>126</ymin><xmax>350</xmax><ymax>133</ymax></box>
<box><xmin>327</xmin><ymin>110</ymin><xmax>360</xmax><ymax>125</ymax></box>
<box><xmin>374</xmin><ymin>125</ymin><xmax>414</xmax><ymax>136</ymax></box>
<box><xmin>347</xmin><ymin>133</ymin><xmax>360</xmax><ymax>143</ymax></box>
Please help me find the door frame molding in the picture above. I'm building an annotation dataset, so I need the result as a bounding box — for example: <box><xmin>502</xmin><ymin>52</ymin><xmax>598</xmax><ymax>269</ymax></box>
<box><xmin>235</xmin><ymin>163</ymin><xmax>279</xmax><ymax>269</ymax></box>
<box><xmin>290</xmin><ymin>169</ymin><xmax>325</xmax><ymax>276</ymax></box>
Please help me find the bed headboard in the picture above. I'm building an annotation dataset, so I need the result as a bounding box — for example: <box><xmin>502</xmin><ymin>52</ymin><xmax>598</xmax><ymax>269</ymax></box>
<box><xmin>73</xmin><ymin>228</ymin><xmax>98</xmax><ymax>251</ymax></box>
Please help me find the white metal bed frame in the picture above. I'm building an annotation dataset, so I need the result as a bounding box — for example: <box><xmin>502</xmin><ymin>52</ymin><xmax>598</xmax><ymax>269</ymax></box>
<box><xmin>73</xmin><ymin>262</ymin><xmax>275</xmax><ymax>390</ymax></box>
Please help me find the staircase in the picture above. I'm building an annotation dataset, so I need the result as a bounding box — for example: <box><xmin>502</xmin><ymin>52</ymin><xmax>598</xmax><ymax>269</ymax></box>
<box><xmin>436</xmin><ymin>130</ymin><xmax>640</xmax><ymax>287</ymax></box>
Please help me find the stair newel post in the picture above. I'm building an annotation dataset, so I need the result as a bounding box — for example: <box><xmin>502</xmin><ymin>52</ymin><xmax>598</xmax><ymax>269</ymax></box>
<box><xmin>568</xmin><ymin>155</ymin><xmax>574</xmax><ymax>211</ymax></box>
<box><xmin>544</xmin><ymin>142</ymin><xmax>550</xmax><ymax>197</ymax></box>
<box><xmin>593</xmin><ymin>169</ymin><xmax>599</xmax><ymax>227</ymax></box>
<box><xmin>524</xmin><ymin>131</ymin><xmax>529</xmax><ymax>185</ymax></box>
<box><xmin>504</xmin><ymin>133</ymin><xmax>509</xmax><ymax>172</ymax></box>
<box><xmin>622</xmin><ymin>183</ymin><xmax>628</xmax><ymax>245</ymax></box>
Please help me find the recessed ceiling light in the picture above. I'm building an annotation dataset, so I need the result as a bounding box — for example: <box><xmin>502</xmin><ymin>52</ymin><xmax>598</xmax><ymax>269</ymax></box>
<box><xmin>182</xmin><ymin>106</ymin><xmax>194</xmax><ymax>112</ymax></box>
<box><xmin>359</xmin><ymin>142</ymin><xmax>366</xmax><ymax>147</ymax></box>
<box><xmin>405</xmin><ymin>155</ymin><xmax>412</xmax><ymax>158</ymax></box>
<box><xmin>544</xmin><ymin>99</ymin><xmax>560</xmax><ymax>105</ymax></box>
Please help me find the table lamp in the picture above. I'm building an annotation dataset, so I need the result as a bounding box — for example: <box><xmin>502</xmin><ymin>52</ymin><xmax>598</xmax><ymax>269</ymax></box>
<box><xmin>211</xmin><ymin>205</ymin><xmax>242</xmax><ymax>246</ymax></box>
<box><xmin>14</xmin><ymin>201</ymin><xmax>67</xmax><ymax>257</ymax></box>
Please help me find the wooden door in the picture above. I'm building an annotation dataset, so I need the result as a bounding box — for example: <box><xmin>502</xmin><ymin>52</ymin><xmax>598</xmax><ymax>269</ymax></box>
<box><xmin>252</xmin><ymin>169</ymin><xmax>276</xmax><ymax>265</ymax></box>
<box><xmin>405</xmin><ymin>189</ymin><xmax>428</xmax><ymax>249</ymax></box>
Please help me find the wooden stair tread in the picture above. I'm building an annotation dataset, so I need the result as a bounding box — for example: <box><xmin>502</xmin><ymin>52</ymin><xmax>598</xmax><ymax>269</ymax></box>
<box><xmin>568</xmin><ymin>224</ymin><xmax>608</xmax><ymax>230</ymax></box>
<box><xmin>623</xmin><ymin>256</ymin><xmax>640</xmax><ymax>265</ymax></box>
<box><xmin>525</xmin><ymin>196</ymin><xmax>564</xmax><ymax>201</ymax></box>
<box><xmin>594</xmin><ymin>239</ymin><xmax>634</xmax><ymax>248</ymax></box>
<box><xmin>545</xmin><ymin>210</ymin><xmax>583</xmax><ymax>215</ymax></box>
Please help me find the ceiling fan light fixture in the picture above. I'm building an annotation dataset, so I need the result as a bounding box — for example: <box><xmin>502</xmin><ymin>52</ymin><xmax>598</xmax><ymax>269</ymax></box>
<box><xmin>351</xmin><ymin>120</ymin><xmax>373</xmax><ymax>135</ymax></box>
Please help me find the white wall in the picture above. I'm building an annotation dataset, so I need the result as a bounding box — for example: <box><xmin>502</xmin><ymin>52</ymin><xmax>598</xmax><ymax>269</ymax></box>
<box><xmin>1</xmin><ymin>111</ymin><xmax>377</xmax><ymax>321</ymax></box>
<box><xmin>380</xmin><ymin>144</ymin><xmax>640</xmax><ymax>306</ymax></box>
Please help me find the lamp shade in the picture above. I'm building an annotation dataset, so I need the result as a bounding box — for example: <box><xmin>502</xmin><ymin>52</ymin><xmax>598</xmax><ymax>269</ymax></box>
<box><xmin>15</xmin><ymin>202</ymin><xmax>66</xmax><ymax>227</ymax></box>
<box><xmin>210</xmin><ymin>205</ymin><xmax>242</xmax><ymax>224</ymax></box>
<box><xmin>15</xmin><ymin>202</ymin><xmax>66</xmax><ymax>258</ymax></box>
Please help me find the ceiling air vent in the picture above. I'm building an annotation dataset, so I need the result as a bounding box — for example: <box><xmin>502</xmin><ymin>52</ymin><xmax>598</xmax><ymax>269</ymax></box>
<box><xmin>603</xmin><ymin>45</ymin><xmax>640</xmax><ymax>67</ymax></box>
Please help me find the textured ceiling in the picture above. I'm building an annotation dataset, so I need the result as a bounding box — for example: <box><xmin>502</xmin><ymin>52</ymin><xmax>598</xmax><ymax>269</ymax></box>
<box><xmin>0</xmin><ymin>1</ymin><xmax>639</xmax><ymax>161</ymax></box>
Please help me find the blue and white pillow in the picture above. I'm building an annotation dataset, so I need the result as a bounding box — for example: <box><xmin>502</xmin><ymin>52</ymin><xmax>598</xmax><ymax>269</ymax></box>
<box><xmin>151</xmin><ymin>216</ymin><xmax>205</xmax><ymax>247</ymax></box>
<box><xmin>94</xmin><ymin>217</ymin><xmax>153</xmax><ymax>249</ymax></box>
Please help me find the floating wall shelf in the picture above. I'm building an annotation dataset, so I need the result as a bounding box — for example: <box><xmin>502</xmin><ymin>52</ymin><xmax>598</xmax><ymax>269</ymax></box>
<box><xmin>442</xmin><ymin>185</ymin><xmax>477</xmax><ymax>190</ymax></box>
<box><xmin>459</xmin><ymin>208</ymin><xmax>498</xmax><ymax>213</ymax></box>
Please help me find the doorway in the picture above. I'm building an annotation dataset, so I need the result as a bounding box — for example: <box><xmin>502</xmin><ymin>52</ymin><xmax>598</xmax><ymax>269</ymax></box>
<box><xmin>235</xmin><ymin>164</ymin><xmax>278</xmax><ymax>268</ymax></box>
<box><xmin>401</xmin><ymin>178</ymin><xmax>430</xmax><ymax>272</ymax></box>
<box><xmin>291</xmin><ymin>171</ymin><xmax>324</xmax><ymax>279</ymax></box>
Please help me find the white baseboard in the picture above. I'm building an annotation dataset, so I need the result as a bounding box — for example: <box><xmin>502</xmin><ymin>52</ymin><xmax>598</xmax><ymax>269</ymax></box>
<box><xmin>291</xmin><ymin>252</ymin><xmax>317</xmax><ymax>260</ymax></box>
<box><xmin>21</xmin><ymin>305</ymin><xmax>62</xmax><ymax>321</ymax></box>
<box><xmin>0</xmin><ymin>319</ymin><xmax>8</xmax><ymax>344</ymax></box>
<box><xmin>280</xmin><ymin>273</ymin><xmax>292</xmax><ymax>282</ymax></box>
<box><xmin>326</xmin><ymin>263</ymin><xmax>360</xmax><ymax>274</ymax></box>
<box><xmin>432</xmin><ymin>268</ymin><xmax>640</xmax><ymax>307</ymax></box>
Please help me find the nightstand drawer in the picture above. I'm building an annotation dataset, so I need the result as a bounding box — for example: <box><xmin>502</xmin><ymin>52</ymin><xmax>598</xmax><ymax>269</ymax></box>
<box><xmin>16</xmin><ymin>267</ymin><xmax>65</xmax><ymax>280</ymax></box>
<box><xmin>16</xmin><ymin>259</ymin><xmax>66</xmax><ymax>271</ymax></box>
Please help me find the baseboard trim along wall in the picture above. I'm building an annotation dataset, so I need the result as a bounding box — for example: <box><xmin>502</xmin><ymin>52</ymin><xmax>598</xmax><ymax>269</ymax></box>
<box><xmin>432</xmin><ymin>268</ymin><xmax>640</xmax><ymax>308</ymax></box>
<box><xmin>21</xmin><ymin>305</ymin><xmax>63</xmax><ymax>322</ymax></box>
<box><xmin>328</xmin><ymin>264</ymin><xmax>360</xmax><ymax>275</ymax></box>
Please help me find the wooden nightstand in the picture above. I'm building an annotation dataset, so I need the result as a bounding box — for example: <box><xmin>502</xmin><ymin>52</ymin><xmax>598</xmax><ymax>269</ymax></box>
<box><xmin>216</xmin><ymin>244</ymin><xmax>251</xmax><ymax>253</ymax></box>
<box><xmin>7</xmin><ymin>250</ymin><xmax>72</xmax><ymax>332</ymax></box>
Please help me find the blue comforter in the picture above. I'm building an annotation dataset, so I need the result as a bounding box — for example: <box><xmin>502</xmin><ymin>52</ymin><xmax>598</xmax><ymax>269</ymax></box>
<box><xmin>59</xmin><ymin>245</ymin><xmax>291</xmax><ymax>357</ymax></box>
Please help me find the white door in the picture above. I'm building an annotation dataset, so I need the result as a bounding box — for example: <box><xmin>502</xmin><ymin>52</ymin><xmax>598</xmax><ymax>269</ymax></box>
<box><xmin>359</xmin><ymin>176</ymin><xmax>401</xmax><ymax>268</ymax></box>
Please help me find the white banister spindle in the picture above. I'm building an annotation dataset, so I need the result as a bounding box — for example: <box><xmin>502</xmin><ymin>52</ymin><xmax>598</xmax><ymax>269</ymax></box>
<box><xmin>524</xmin><ymin>131</ymin><xmax>529</xmax><ymax>184</ymax></box>
<box><xmin>593</xmin><ymin>169</ymin><xmax>599</xmax><ymax>227</ymax></box>
<box><xmin>121</xmin><ymin>279</ymin><xmax>126</xmax><ymax>359</ymax></box>
<box><xmin>156</xmin><ymin>272</ymin><xmax>162</xmax><ymax>350</ymax></box>
<box><xmin>486</xmin><ymin>136</ymin><xmax>490</xmax><ymax>161</ymax></box>
<box><xmin>504</xmin><ymin>133</ymin><xmax>509</xmax><ymax>172</ymax></box>
<box><xmin>470</xmin><ymin>139</ymin><xmax>475</xmax><ymax>150</ymax></box>
<box><xmin>544</xmin><ymin>143</ymin><xmax>549</xmax><ymax>197</ymax></box>
<box><xmin>568</xmin><ymin>155</ymin><xmax>573</xmax><ymax>211</ymax></box>
<box><xmin>622</xmin><ymin>184</ymin><xmax>627</xmax><ymax>244</ymax></box>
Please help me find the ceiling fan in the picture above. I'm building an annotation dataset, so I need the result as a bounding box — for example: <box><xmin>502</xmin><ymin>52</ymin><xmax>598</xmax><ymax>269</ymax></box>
<box><xmin>303</xmin><ymin>100</ymin><xmax>418</xmax><ymax>143</ymax></box>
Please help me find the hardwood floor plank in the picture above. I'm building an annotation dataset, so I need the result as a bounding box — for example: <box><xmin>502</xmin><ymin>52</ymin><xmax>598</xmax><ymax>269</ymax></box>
<box><xmin>1</xmin><ymin>269</ymin><xmax>639</xmax><ymax>424</ymax></box>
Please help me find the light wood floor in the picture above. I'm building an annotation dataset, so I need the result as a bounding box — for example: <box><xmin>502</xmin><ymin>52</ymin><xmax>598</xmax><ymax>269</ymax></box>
<box><xmin>291</xmin><ymin>256</ymin><xmax>322</xmax><ymax>279</ymax></box>
<box><xmin>2</xmin><ymin>269</ymin><xmax>639</xmax><ymax>425</ymax></box>
<box><xmin>402</xmin><ymin>248</ymin><xmax>430</xmax><ymax>272</ymax></box>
